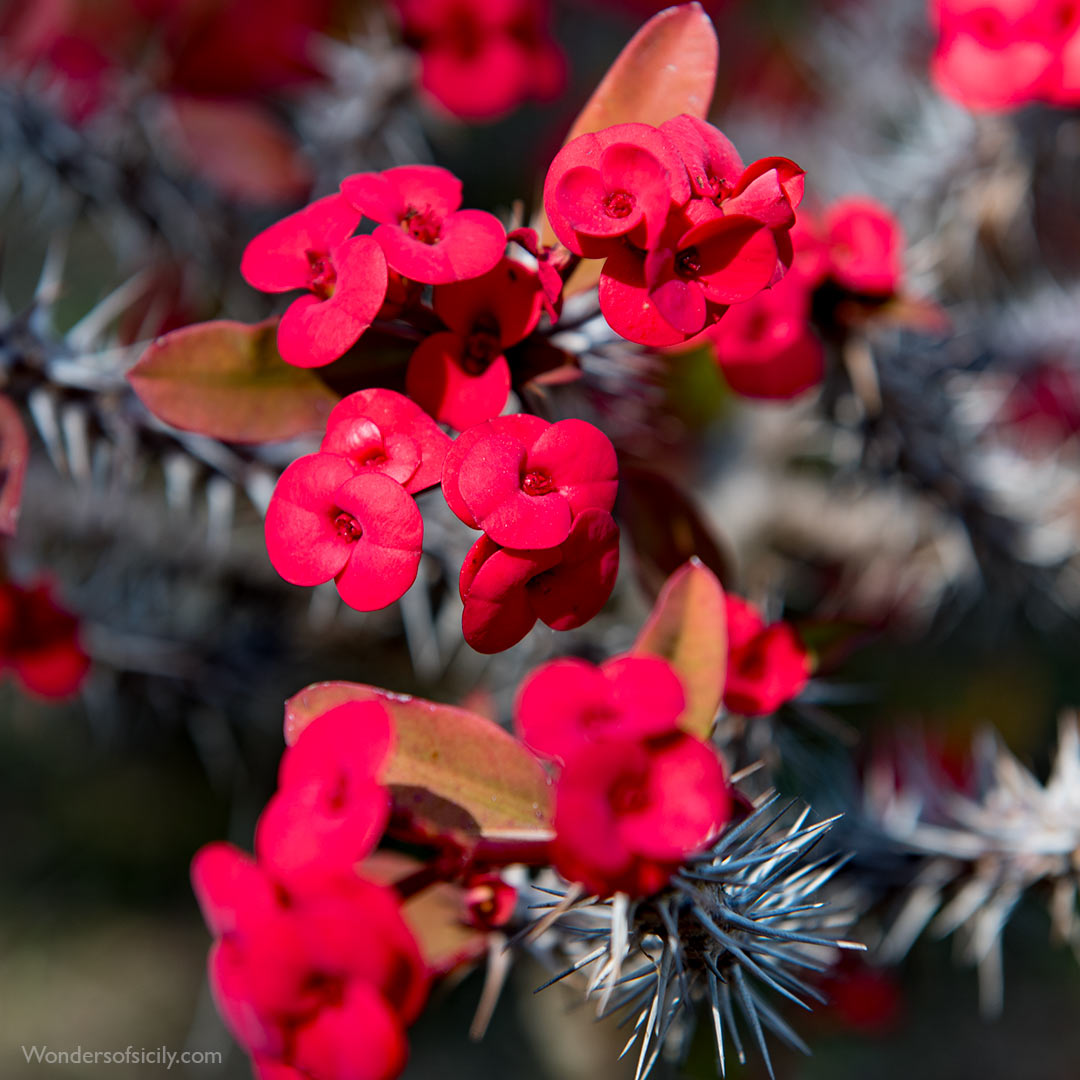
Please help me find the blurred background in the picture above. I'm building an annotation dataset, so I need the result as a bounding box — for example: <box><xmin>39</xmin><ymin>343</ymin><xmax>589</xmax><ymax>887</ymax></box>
<box><xmin>2</xmin><ymin>0</ymin><xmax>1080</xmax><ymax>1076</ymax></box>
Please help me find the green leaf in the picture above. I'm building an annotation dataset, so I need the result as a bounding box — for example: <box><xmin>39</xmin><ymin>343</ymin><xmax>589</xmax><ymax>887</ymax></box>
<box><xmin>285</xmin><ymin>682</ymin><xmax>554</xmax><ymax>846</ymax></box>
<box><xmin>631</xmin><ymin>558</ymin><xmax>727</xmax><ymax>739</ymax></box>
<box><xmin>128</xmin><ymin>318</ymin><xmax>338</xmax><ymax>443</ymax></box>
<box><xmin>539</xmin><ymin>1</ymin><xmax>719</xmax><ymax>294</ymax></box>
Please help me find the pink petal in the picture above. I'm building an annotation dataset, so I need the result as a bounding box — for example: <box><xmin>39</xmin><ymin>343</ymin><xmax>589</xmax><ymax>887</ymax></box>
<box><xmin>264</xmin><ymin>453</ymin><xmax>357</xmax><ymax>586</ymax></box>
<box><xmin>275</xmin><ymin>236</ymin><xmax>388</xmax><ymax>368</ymax></box>
<box><xmin>404</xmin><ymin>332</ymin><xmax>511</xmax><ymax>431</ymax></box>
<box><xmin>241</xmin><ymin>193</ymin><xmax>362</xmax><ymax>293</ymax></box>
<box><xmin>598</xmin><ymin>245</ymin><xmax>688</xmax><ymax>348</ymax></box>
<box><xmin>332</xmin><ymin>473</ymin><xmax>423</xmax><ymax>611</ymax></box>
<box><xmin>279</xmin><ymin>700</ymin><xmax>395</xmax><ymax>790</ymax></box>
<box><xmin>691</xmin><ymin>218</ymin><xmax>780</xmax><ymax>305</ymax></box>
<box><xmin>603</xmin><ymin>655</ymin><xmax>687</xmax><ymax>736</ymax></box>
<box><xmin>555</xmin><ymin>164</ymin><xmax>643</xmax><ymax>241</ymax></box>
<box><xmin>324</xmin><ymin>388</ymin><xmax>450</xmax><ymax>494</ymax></box>
<box><xmin>321</xmin><ymin>418</ymin><xmax>421</xmax><ymax>488</ymax></box>
<box><xmin>441</xmin><ymin>414</ymin><xmax>550</xmax><ymax>528</ymax></box>
<box><xmin>528</xmin><ymin>508</ymin><xmax>620</xmax><ymax>630</ymax></box>
<box><xmin>649</xmin><ymin>277</ymin><xmax>707</xmax><ymax>335</ymax></box>
<box><xmin>191</xmin><ymin>842</ymin><xmax>277</xmax><ymax>940</ymax></box>
<box><xmin>514</xmin><ymin>658</ymin><xmax>614</xmax><ymax>763</ymax></box>
<box><xmin>374</xmin><ymin>209</ymin><xmax>506</xmax><ymax>285</ymax></box>
<box><xmin>461</xmin><ymin>544</ymin><xmax>559</xmax><ymax>654</ymax></box>
<box><xmin>599</xmin><ymin>142</ymin><xmax>673</xmax><ymax>247</ymax></box>
<box><xmin>433</xmin><ymin>257</ymin><xmax>544</xmax><ymax>347</ymax></box>
<box><xmin>660</xmin><ymin>114</ymin><xmax>744</xmax><ymax>200</ymax></box>
<box><xmin>291</xmin><ymin>980</ymin><xmax>407</xmax><ymax>1080</ymax></box>
<box><xmin>384</xmin><ymin>164</ymin><xmax>462</xmax><ymax>218</ymax></box>
<box><xmin>339</xmin><ymin>171</ymin><xmax>405</xmax><ymax>225</ymax></box>
<box><xmin>527</xmin><ymin>419</ymin><xmax>618</xmax><ymax>518</ymax></box>
<box><xmin>458</xmin><ymin>432</ymin><xmax>571</xmax><ymax>549</ymax></box>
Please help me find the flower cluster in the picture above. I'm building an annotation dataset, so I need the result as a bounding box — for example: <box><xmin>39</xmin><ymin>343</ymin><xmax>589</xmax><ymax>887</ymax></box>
<box><xmin>192</xmin><ymin>701</ymin><xmax>429</xmax><ymax>1080</ymax></box>
<box><xmin>723</xmin><ymin>594</ymin><xmax>811</xmax><ymax>716</ymax></box>
<box><xmin>392</xmin><ymin>0</ymin><xmax>565</xmax><ymax>121</ymax></box>
<box><xmin>242</xmin><ymin>167</ymin><xmax>506</xmax><ymax>368</ymax></box>
<box><xmin>444</xmin><ymin>415</ymin><xmax>620</xmax><ymax>652</ymax></box>
<box><xmin>544</xmin><ymin>115</ymin><xmax>804</xmax><ymax>346</ymax></box>
<box><xmin>930</xmin><ymin>0</ymin><xmax>1080</xmax><ymax>111</ymax></box>
<box><xmin>516</xmin><ymin>654</ymin><xmax>732</xmax><ymax>897</ymax></box>
<box><xmin>0</xmin><ymin>579</ymin><xmax>90</xmax><ymax>700</ymax></box>
<box><xmin>706</xmin><ymin>197</ymin><xmax>905</xmax><ymax>400</ymax></box>
<box><xmin>265</xmin><ymin>389</ymin><xmax>449</xmax><ymax>611</ymax></box>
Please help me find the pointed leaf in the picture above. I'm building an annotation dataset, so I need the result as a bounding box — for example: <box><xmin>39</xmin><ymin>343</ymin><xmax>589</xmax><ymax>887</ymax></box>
<box><xmin>285</xmin><ymin>682</ymin><xmax>553</xmax><ymax>846</ymax></box>
<box><xmin>0</xmin><ymin>395</ymin><xmax>28</xmax><ymax>537</ymax></box>
<box><xmin>631</xmin><ymin>558</ymin><xmax>727</xmax><ymax>738</ymax></box>
<box><xmin>129</xmin><ymin>318</ymin><xmax>338</xmax><ymax>443</ymax></box>
<box><xmin>539</xmin><ymin>2</ymin><xmax>719</xmax><ymax>294</ymax></box>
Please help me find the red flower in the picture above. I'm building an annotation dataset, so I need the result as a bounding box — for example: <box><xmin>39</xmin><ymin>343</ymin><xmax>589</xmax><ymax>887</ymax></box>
<box><xmin>192</xmin><ymin>845</ymin><xmax>428</xmax><ymax>1080</ymax></box>
<box><xmin>708</xmin><ymin>274</ymin><xmax>824</xmax><ymax>400</ymax></box>
<box><xmin>241</xmin><ymin>194</ymin><xmax>388</xmax><ymax>368</ymax></box>
<box><xmin>929</xmin><ymin>0</ymin><xmax>1079</xmax><ymax>110</ymax></box>
<box><xmin>0</xmin><ymin>580</ymin><xmax>90</xmax><ymax>700</ymax></box>
<box><xmin>544</xmin><ymin>123</ymin><xmax>690</xmax><ymax>258</ymax></box>
<box><xmin>393</xmin><ymin>0</ymin><xmax>565</xmax><ymax>121</ymax></box>
<box><xmin>255</xmin><ymin>702</ymin><xmax>394</xmax><ymax>889</ymax></box>
<box><xmin>264</xmin><ymin>454</ymin><xmax>423</xmax><ymax>611</ymax></box>
<box><xmin>824</xmin><ymin>197</ymin><xmax>905</xmax><ymax>297</ymax></box>
<box><xmin>462</xmin><ymin>872</ymin><xmax>518</xmax><ymax>929</ymax></box>
<box><xmin>515</xmin><ymin>655</ymin><xmax>686</xmax><ymax>763</ymax></box>
<box><xmin>340</xmin><ymin>166</ymin><xmax>506</xmax><ymax>285</ymax></box>
<box><xmin>405</xmin><ymin>258</ymin><xmax>544</xmax><ymax>430</ymax></box>
<box><xmin>552</xmin><ymin>732</ymin><xmax>732</xmax><ymax>898</ymax></box>
<box><xmin>723</xmin><ymin>595</ymin><xmax>810</xmax><ymax>716</ymax></box>
<box><xmin>441</xmin><ymin>415</ymin><xmax>618</xmax><ymax>549</ymax></box>
<box><xmin>459</xmin><ymin>508</ymin><xmax>620</xmax><ymax>653</ymax></box>
<box><xmin>321</xmin><ymin>389</ymin><xmax>451</xmax><ymax>494</ymax></box>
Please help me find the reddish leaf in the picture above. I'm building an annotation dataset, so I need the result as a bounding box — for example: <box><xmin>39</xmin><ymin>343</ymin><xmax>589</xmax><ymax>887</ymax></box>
<box><xmin>539</xmin><ymin>1</ymin><xmax>719</xmax><ymax>294</ymax></box>
<box><xmin>632</xmin><ymin>558</ymin><xmax>727</xmax><ymax>739</ymax></box>
<box><xmin>129</xmin><ymin>318</ymin><xmax>338</xmax><ymax>443</ymax></box>
<box><xmin>164</xmin><ymin>93</ymin><xmax>312</xmax><ymax>205</ymax></box>
<box><xmin>0</xmin><ymin>395</ymin><xmax>28</xmax><ymax>537</ymax></box>
<box><xmin>285</xmin><ymin>682</ymin><xmax>554</xmax><ymax>846</ymax></box>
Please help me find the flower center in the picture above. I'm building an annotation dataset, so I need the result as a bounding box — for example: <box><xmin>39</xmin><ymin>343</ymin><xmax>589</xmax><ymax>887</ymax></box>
<box><xmin>461</xmin><ymin>315</ymin><xmax>502</xmax><ymax>375</ymax></box>
<box><xmin>403</xmin><ymin>206</ymin><xmax>442</xmax><ymax>245</ymax></box>
<box><xmin>676</xmin><ymin>246</ymin><xmax>702</xmax><ymax>277</ymax></box>
<box><xmin>334</xmin><ymin>512</ymin><xmax>364</xmax><ymax>542</ymax></box>
<box><xmin>522</xmin><ymin>470</ymin><xmax>554</xmax><ymax>496</ymax></box>
<box><xmin>306</xmin><ymin>249</ymin><xmax>337</xmax><ymax>300</ymax></box>
<box><xmin>610</xmin><ymin>775</ymin><xmax>650</xmax><ymax>815</ymax></box>
<box><xmin>603</xmin><ymin>190</ymin><xmax>635</xmax><ymax>218</ymax></box>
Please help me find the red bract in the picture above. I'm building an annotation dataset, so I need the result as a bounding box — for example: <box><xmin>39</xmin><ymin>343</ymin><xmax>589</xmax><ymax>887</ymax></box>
<box><xmin>441</xmin><ymin>415</ymin><xmax>618</xmax><ymax>549</ymax></box>
<box><xmin>659</xmin><ymin>114</ymin><xmax>744</xmax><ymax>203</ymax></box>
<box><xmin>552</xmin><ymin>732</ymin><xmax>732</xmax><ymax>898</ymax></box>
<box><xmin>459</xmin><ymin>508</ymin><xmax>620</xmax><ymax>653</ymax></box>
<box><xmin>321</xmin><ymin>389</ymin><xmax>451</xmax><ymax>494</ymax></box>
<box><xmin>241</xmin><ymin>195</ymin><xmax>388</xmax><ymax>368</ymax></box>
<box><xmin>405</xmin><ymin>258</ymin><xmax>544</xmax><ymax>430</ymax></box>
<box><xmin>545</xmin><ymin>123</ymin><xmax>690</xmax><ymax>258</ymax></box>
<box><xmin>255</xmin><ymin>702</ymin><xmax>394</xmax><ymax>889</ymax></box>
<box><xmin>515</xmin><ymin>655</ymin><xmax>686</xmax><ymax>763</ymax></box>
<box><xmin>508</xmin><ymin>227</ymin><xmax>565</xmax><ymax>320</ymax></box>
<box><xmin>708</xmin><ymin>273</ymin><xmax>824</xmax><ymax>400</ymax></box>
<box><xmin>0</xmin><ymin>580</ymin><xmax>90</xmax><ymax>700</ymax></box>
<box><xmin>824</xmin><ymin>198</ymin><xmax>904</xmax><ymax>297</ymax></box>
<box><xmin>723</xmin><ymin>595</ymin><xmax>811</xmax><ymax>716</ymax></box>
<box><xmin>929</xmin><ymin>0</ymin><xmax>1080</xmax><ymax>110</ymax></box>
<box><xmin>264</xmin><ymin>454</ymin><xmax>423</xmax><ymax>611</ymax></box>
<box><xmin>393</xmin><ymin>0</ymin><xmax>565</xmax><ymax>121</ymax></box>
<box><xmin>340</xmin><ymin>166</ymin><xmax>506</xmax><ymax>285</ymax></box>
<box><xmin>192</xmin><ymin>845</ymin><xmax>428</xmax><ymax>1080</ymax></box>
